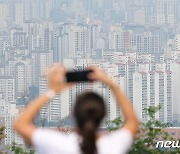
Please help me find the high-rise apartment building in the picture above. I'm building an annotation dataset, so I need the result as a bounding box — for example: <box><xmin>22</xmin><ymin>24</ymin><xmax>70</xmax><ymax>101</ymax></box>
<box><xmin>57</xmin><ymin>24</ymin><xmax>91</xmax><ymax>61</ymax></box>
<box><xmin>0</xmin><ymin>98</ymin><xmax>23</xmax><ymax>145</ymax></box>
<box><xmin>0</xmin><ymin>76</ymin><xmax>15</xmax><ymax>102</ymax></box>
<box><xmin>175</xmin><ymin>34</ymin><xmax>180</xmax><ymax>51</ymax></box>
<box><xmin>15</xmin><ymin>63</ymin><xmax>27</xmax><ymax>97</ymax></box>
<box><xmin>32</xmin><ymin>50</ymin><xmax>53</xmax><ymax>86</ymax></box>
<box><xmin>109</xmin><ymin>25</ymin><xmax>124</xmax><ymax>50</ymax></box>
<box><xmin>58</xmin><ymin>33</ymin><xmax>70</xmax><ymax>62</ymax></box>
<box><xmin>101</xmin><ymin>63</ymin><xmax>120</xmax><ymax>120</ymax></box>
<box><xmin>166</xmin><ymin>0</ymin><xmax>175</xmax><ymax>25</ymax></box>
<box><xmin>12</xmin><ymin>32</ymin><xmax>27</xmax><ymax>48</ymax></box>
<box><xmin>27</xmin><ymin>22</ymin><xmax>53</xmax><ymax>51</ymax></box>
<box><xmin>15</xmin><ymin>2</ymin><xmax>24</xmax><ymax>26</ymax></box>
<box><xmin>0</xmin><ymin>2</ymin><xmax>10</xmax><ymax>28</ymax></box>
<box><xmin>27</xmin><ymin>0</ymin><xmax>53</xmax><ymax>20</ymax></box>
<box><xmin>14</xmin><ymin>59</ymin><xmax>33</xmax><ymax>97</ymax></box>
<box><xmin>171</xmin><ymin>62</ymin><xmax>180</xmax><ymax>121</ymax></box>
<box><xmin>131</xmin><ymin>32</ymin><xmax>160</xmax><ymax>54</ymax></box>
<box><xmin>91</xmin><ymin>25</ymin><xmax>101</xmax><ymax>49</ymax></box>
<box><xmin>133</xmin><ymin>69</ymin><xmax>172</xmax><ymax>123</ymax></box>
<box><xmin>52</xmin><ymin>23</ymin><xmax>62</xmax><ymax>62</ymax></box>
<box><xmin>0</xmin><ymin>36</ymin><xmax>10</xmax><ymax>53</ymax></box>
<box><xmin>156</xmin><ymin>0</ymin><xmax>175</xmax><ymax>26</ymax></box>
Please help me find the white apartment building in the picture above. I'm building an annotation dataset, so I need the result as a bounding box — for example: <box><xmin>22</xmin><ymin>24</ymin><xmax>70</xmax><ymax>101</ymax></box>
<box><xmin>170</xmin><ymin>62</ymin><xmax>180</xmax><ymax>121</ymax></box>
<box><xmin>58</xmin><ymin>33</ymin><xmax>69</xmax><ymax>62</ymax></box>
<box><xmin>14</xmin><ymin>59</ymin><xmax>33</xmax><ymax>97</ymax></box>
<box><xmin>15</xmin><ymin>63</ymin><xmax>27</xmax><ymax>97</ymax></box>
<box><xmin>166</xmin><ymin>0</ymin><xmax>175</xmax><ymax>25</ymax></box>
<box><xmin>126</xmin><ymin>61</ymin><xmax>136</xmax><ymax>102</ymax></box>
<box><xmin>156</xmin><ymin>0</ymin><xmax>175</xmax><ymax>25</ymax></box>
<box><xmin>133</xmin><ymin>72</ymin><xmax>150</xmax><ymax>122</ymax></box>
<box><xmin>26</xmin><ymin>22</ymin><xmax>53</xmax><ymax>51</ymax></box>
<box><xmin>112</xmin><ymin>52</ymin><xmax>127</xmax><ymax>63</ymax></box>
<box><xmin>39</xmin><ymin>51</ymin><xmax>53</xmax><ymax>76</ymax></box>
<box><xmin>113</xmin><ymin>54</ymin><xmax>136</xmax><ymax>102</ymax></box>
<box><xmin>175</xmin><ymin>35</ymin><xmax>180</xmax><ymax>51</ymax></box>
<box><xmin>114</xmin><ymin>75</ymin><xmax>125</xmax><ymax>118</ymax></box>
<box><xmin>58</xmin><ymin>24</ymin><xmax>91</xmax><ymax>59</ymax></box>
<box><xmin>12</xmin><ymin>32</ymin><xmax>27</xmax><ymax>48</ymax></box>
<box><xmin>71</xmin><ymin>25</ymin><xmax>91</xmax><ymax>56</ymax></box>
<box><xmin>156</xmin><ymin>0</ymin><xmax>166</xmax><ymax>25</ymax></box>
<box><xmin>0</xmin><ymin>37</ymin><xmax>10</xmax><ymax>52</ymax></box>
<box><xmin>109</xmin><ymin>25</ymin><xmax>124</xmax><ymax>50</ymax></box>
<box><xmin>0</xmin><ymin>2</ymin><xmax>9</xmax><ymax>28</ymax></box>
<box><xmin>133</xmin><ymin>70</ymin><xmax>172</xmax><ymax>123</ymax></box>
<box><xmin>131</xmin><ymin>32</ymin><xmax>160</xmax><ymax>54</ymax></box>
<box><xmin>15</xmin><ymin>2</ymin><xmax>24</xmax><ymax>26</ymax></box>
<box><xmin>27</xmin><ymin>0</ymin><xmax>53</xmax><ymax>20</ymax></box>
<box><xmin>171</xmin><ymin>51</ymin><xmax>180</xmax><ymax>61</ymax></box>
<box><xmin>101</xmin><ymin>63</ymin><xmax>121</xmax><ymax>121</ymax></box>
<box><xmin>0</xmin><ymin>76</ymin><xmax>14</xmax><ymax>103</ymax></box>
<box><xmin>0</xmin><ymin>98</ymin><xmax>23</xmax><ymax>145</ymax></box>
<box><xmin>91</xmin><ymin>25</ymin><xmax>101</xmax><ymax>49</ymax></box>
<box><xmin>32</xmin><ymin>51</ymin><xmax>53</xmax><ymax>86</ymax></box>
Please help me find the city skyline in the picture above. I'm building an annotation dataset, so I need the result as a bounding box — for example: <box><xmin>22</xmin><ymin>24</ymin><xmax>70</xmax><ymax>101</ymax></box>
<box><xmin>0</xmin><ymin>0</ymin><xmax>180</xmax><ymax>147</ymax></box>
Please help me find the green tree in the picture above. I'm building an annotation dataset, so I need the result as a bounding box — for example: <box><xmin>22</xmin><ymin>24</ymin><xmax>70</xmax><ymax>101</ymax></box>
<box><xmin>0</xmin><ymin>126</ymin><xmax>6</xmax><ymax>143</ymax></box>
<box><xmin>0</xmin><ymin>126</ymin><xmax>8</xmax><ymax>154</ymax></box>
<box><xmin>106</xmin><ymin>106</ymin><xmax>180</xmax><ymax>154</ymax></box>
<box><xmin>11</xmin><ymin>142</ymin><xmax>35</xmax><ymax>154</ymax></box>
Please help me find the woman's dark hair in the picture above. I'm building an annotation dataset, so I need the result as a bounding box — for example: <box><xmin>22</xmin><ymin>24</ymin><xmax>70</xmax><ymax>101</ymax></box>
<box><xmin>74</xmin><ymin>92</ymin><xmax>106</xmax><ymax>154</ymax></box>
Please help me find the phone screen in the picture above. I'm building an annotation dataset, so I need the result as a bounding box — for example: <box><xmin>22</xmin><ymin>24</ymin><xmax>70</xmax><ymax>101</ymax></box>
<box><xmin>66</xmin><ymin>70</ymin><xmax>93</xmax><ymax>82</ymax></box>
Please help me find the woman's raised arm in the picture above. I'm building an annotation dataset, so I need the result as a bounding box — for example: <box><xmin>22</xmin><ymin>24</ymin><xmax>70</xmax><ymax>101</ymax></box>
<box><xmin>13</xmin><ymin>64</ymin><xmax>74</xmax><ymax>144</ymax></box>
<box><xmin>88</xmin><ymin>66</ymin><xmax>139</xmax><ymax>137</ymax></box>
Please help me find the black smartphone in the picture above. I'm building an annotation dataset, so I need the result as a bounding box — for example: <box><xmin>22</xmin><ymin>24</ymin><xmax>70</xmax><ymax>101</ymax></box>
<box><xmin>66</xmin><ymin>70</ymin><xmax>93</xmax><ymax>82</ymax></box>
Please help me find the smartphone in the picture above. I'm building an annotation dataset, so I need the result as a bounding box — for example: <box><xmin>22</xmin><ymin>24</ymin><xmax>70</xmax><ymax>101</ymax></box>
<box><xmin>66</xmin><ymin>70</ymin><xmax>93</xmax><ymax>82</ymax></box>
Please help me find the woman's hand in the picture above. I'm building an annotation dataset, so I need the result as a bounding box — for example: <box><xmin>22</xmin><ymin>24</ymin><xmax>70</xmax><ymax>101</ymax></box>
<box><xmin>88</xmin><ymin>66</ymin><xmax>118</xmax><ymax>88</ymax></box>
<box><xmin>47</xmin><ymin>64</ymin><xmax>74</xmax><ymax>94</ymax></box>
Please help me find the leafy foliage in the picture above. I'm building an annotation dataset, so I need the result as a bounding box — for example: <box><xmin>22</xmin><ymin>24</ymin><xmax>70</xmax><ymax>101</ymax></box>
<box><xmin>0</xmin><ymin>126</ymin><xmax>6</xmax><ymax>153</ymax></box>
<box><xmin>106</xmin><ymin>106</ymin><xmax>180</xmax><ymax>154</ymax></box>
<box><xmin>0</xmin><ymin>127</ymin><xmax>35</xmax><ymax>154</ymax></box>
<box><xmin>0</xmin><ymin>126</ymin><xmax>6</xmax><ymax>143</ymax></box>
<box><xmin>11</xmin><ymin>142</ymin><xmax>35</xmax><ymax>154</ymax></box>
<box><xmin>106</xmin><ymin>117</ymin><xmax>122</xmax><ymax>131</ymax></box>
<box><xmin>1</xmin><ymin>106</ymin><xmax>180</xmax><ymax>153</ymax></box>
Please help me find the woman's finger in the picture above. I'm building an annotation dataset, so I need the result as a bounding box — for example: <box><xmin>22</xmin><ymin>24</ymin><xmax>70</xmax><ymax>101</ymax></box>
<box><xmin>88</xmin><ymin>65</ymin><xmax>97</xmax><ymax>71</ymax></box>
<box><xmin>88</xmin><ymin>73</ymin><xmax>96</xmax><ymax>80</ymax></box>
